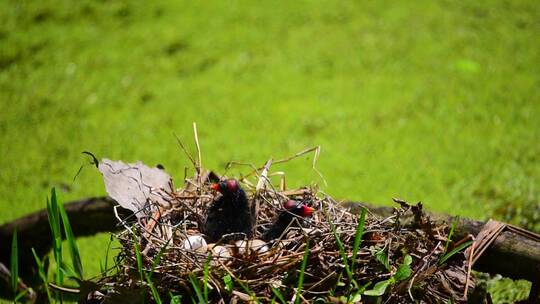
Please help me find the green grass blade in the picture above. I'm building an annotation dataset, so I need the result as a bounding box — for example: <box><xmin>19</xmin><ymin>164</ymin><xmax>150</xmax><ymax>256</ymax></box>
<box><xmin>48</xmin><ymin>188</ymin><xmax>64</xmax><ymax>285</ymax></box>
<box><xmin>203</xmin><ymin>255</ymin><xmax>210</xmax><ymax>303</ymax></box>
<box><xmin>188</xmin><ymin>273</ymin><xmax>205</xmax><ymax>304</ymax></box>
<box><xmin>103</xmin><ymin>234</ymin><xmax>113</xmax><ymax>276</ymax></box>
<box><xmin>10</xmin><ymin>229</ymin><xmax>18</xmax><ymax>293</ymax></box>
<box><xmin>169</xmin><ymin>293</ymin><xmax>182</xmax><ymax>304</ymax></box>
<box><xmin>133</xmin><ymin>239</ymin><xmax>144</xmax><ymax>282</ymax></box>
<box><xmin>141</xmin><ymin>239</ymin><xmax>173</xmax><ymax>304</ymax></box>
<box><xmin>328</xmin><ymin>217</ymin><xmax>353</xmax><ymax>281</ymax></box>
<box><xmin>150</xmin><ymin>239</ymin><xmax>170</xmax><ymax>277</ymax></box>
<box><xmin>142</xmin><ymin>239</ymin><xmax>170</xmax><ymax>304</ymax></box>
<box><xmin>439</xmin><ymin>240</ymin><xmax>473</xmax><ymax>265</ymax></box>
<box><xmin>232</xmin><ymin>275</ymin><xmax>258</xmax><ymax>302</ymax></box>
<box><xmin>351</xmin><ymin>207</ymin><xmax>366</xmax><ymax>273</ymax></box>
<box><xmin>46</xmin><ymin>197</ymin><xmax>58</xmax><ymax>240</ymax></box>
<box><xmin>295</xmin><ymin>240</ymin><xmax>310</xmax><ymax>304</ymax></box>
<box><xmin>444</xmin><ymin>216</ymin><xmax>459</xmax><ymax>254</ymax></box>
<box><xmin>49</xmin><ymin>189</ymin><xmax>62</xmax><ymax>239</ymax></box>
<box><xmin>59</xmin><ymin>202</ymin><xmax>84</xmax><ymax>279</ymax></box>
<box><xmin>14</xmin><ymin>290</ymin><xmax>28</xmax><ymax>302</ymax></box>
<box><xmin>270</xmin><ymin>287</ymin><xmax>286</xmax><ymax>304</ymax></box>
<box><xmin>32</xmin><ymin>248</ymin><xmax>53</xmax><ymax>303</ymax></box>
<box><xmin>60</xmin><ymin>261</ymin><xmax>79</xmax><ymax>279</ymax></box>
<box><xmin>145</xmin><ymin>272</ymin><xmax>162</xmax><ymax>304</ymax></box>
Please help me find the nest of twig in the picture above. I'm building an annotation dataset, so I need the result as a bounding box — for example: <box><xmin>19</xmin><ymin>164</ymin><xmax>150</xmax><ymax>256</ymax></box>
<box><xmin>99</xmin><ymin>169</ymin><xmax>474</xmax><ymax>303</ymax></box>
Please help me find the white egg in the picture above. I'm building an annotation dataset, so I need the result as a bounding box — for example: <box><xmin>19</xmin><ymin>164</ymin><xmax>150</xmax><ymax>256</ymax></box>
<box><xmin>234</xmin><ymin>239</ymin><xmax>269</xmax><ymax>256</ymax></box>
<box><xmin>183</xmin><ymin>235</ymin><xmax>208</xmax><ymax>252</ymax></box>
<box><xmin>250</xmin><ymin>239</ymin><xmax>269</xmax><ymax>254</ymax></box>
<box><xmin>211</xmin><ymin>245</ymin><xmax>232</xmax><ymax>259</ymax></box>
<box><xmin>235</xmin><ymin>240</ymin><xmax>249</xmax><ymax>256</ymax></box>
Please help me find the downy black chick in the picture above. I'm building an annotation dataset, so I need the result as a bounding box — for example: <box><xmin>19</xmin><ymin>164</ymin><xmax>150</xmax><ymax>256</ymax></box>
<box><xmin>203</xmin><ymin>179</ymin><xmax>254</xmax><ymax>243</ymax></box>
<box><xmin>262</xmin><ymin>200</ymin><xmax>314</xmax><ymax>241</ymax></box>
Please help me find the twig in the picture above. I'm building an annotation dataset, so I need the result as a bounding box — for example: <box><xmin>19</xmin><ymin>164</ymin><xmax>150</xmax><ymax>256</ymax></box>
<box><xmin>464</xmin><ymin>235</ymin><xmax>475</xmax><ymax>299</ymax></box>
<box><xmin>174</xmin><ymin>133</ymin><xmax>197</xmax><ymax>169</ymax></box>
<box><xmin>193</xmin><ymin>122</ymin><xmax>202</xmax><ymax>175</ymax></box>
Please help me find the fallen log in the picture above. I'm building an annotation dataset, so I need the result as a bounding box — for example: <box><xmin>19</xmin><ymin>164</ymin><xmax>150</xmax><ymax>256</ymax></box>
<box><xmin>0</xmin><ymin>197</ymin><xmax>132</xmax><ymax>280</ymax></box>
<box><xmin>0</xmin><ymin>197</ymin><xmax>538</xmax><ymax>299</ymax></box>
<box><xmin>344</xmin><ymin>202</ymin><xmax>540</xmax><ymax>282</ymax></box>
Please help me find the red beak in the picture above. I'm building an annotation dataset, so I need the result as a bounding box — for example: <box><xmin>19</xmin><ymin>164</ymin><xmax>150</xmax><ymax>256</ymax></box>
<box><xmin>302</xmin><ymin>206</ymin><xmax>315</xmax><ymax>217</ymax></box>
<box><xmin>211</xmin><ymin>183</ymin><xmax>220</xmax><ymax>191</ymax></box>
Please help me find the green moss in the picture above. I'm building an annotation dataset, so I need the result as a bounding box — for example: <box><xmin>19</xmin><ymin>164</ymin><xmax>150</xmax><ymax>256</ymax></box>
<box><xmin>487</xmin><ymin>275</ymin><xmax>531</xmax><ymax>303</ymax></box>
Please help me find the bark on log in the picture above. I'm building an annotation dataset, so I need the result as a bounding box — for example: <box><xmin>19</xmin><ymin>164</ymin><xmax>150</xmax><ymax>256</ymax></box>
<box><xmin>453</xmin><ymin>217</ymin><xmax>540</xmax><ymax>282</ymax></box>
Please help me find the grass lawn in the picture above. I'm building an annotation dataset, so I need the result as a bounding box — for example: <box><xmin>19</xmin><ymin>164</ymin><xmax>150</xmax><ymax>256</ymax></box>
<box><xmin>1</xmin><ymin>0</ymin><xmax>538</xmax><ymax>302</ymax></box>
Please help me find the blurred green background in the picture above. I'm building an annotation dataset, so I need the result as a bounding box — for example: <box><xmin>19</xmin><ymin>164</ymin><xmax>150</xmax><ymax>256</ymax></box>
<box><xmin>1</xmin><ymin>0</ymin><xmax>538</xmax><ymax>302</ymax></box>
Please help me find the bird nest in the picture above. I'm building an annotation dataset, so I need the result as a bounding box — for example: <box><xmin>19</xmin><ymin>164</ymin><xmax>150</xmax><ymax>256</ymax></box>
<box><xmin>96</xmin><ymin>161</ymin><xmax>475</xmax><ymax>303</ymax></box>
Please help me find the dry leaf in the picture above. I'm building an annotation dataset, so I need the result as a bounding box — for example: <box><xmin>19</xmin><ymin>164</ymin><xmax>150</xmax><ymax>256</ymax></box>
<box><xmin>98</xmin><ymin>159</ymin><xmax>173</xmax><ymax>218</ymax></box>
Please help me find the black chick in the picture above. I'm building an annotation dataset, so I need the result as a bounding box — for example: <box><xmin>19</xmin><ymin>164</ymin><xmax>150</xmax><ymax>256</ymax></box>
<box><xmin>262</xmin><ymin>200</ymin><xmax>314</xmax><ymax>241</ymax></box>
<box><xmin>203</xmin><ymin>179</ymin><xmax>254</xmax><ymax>243</ymax></box>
